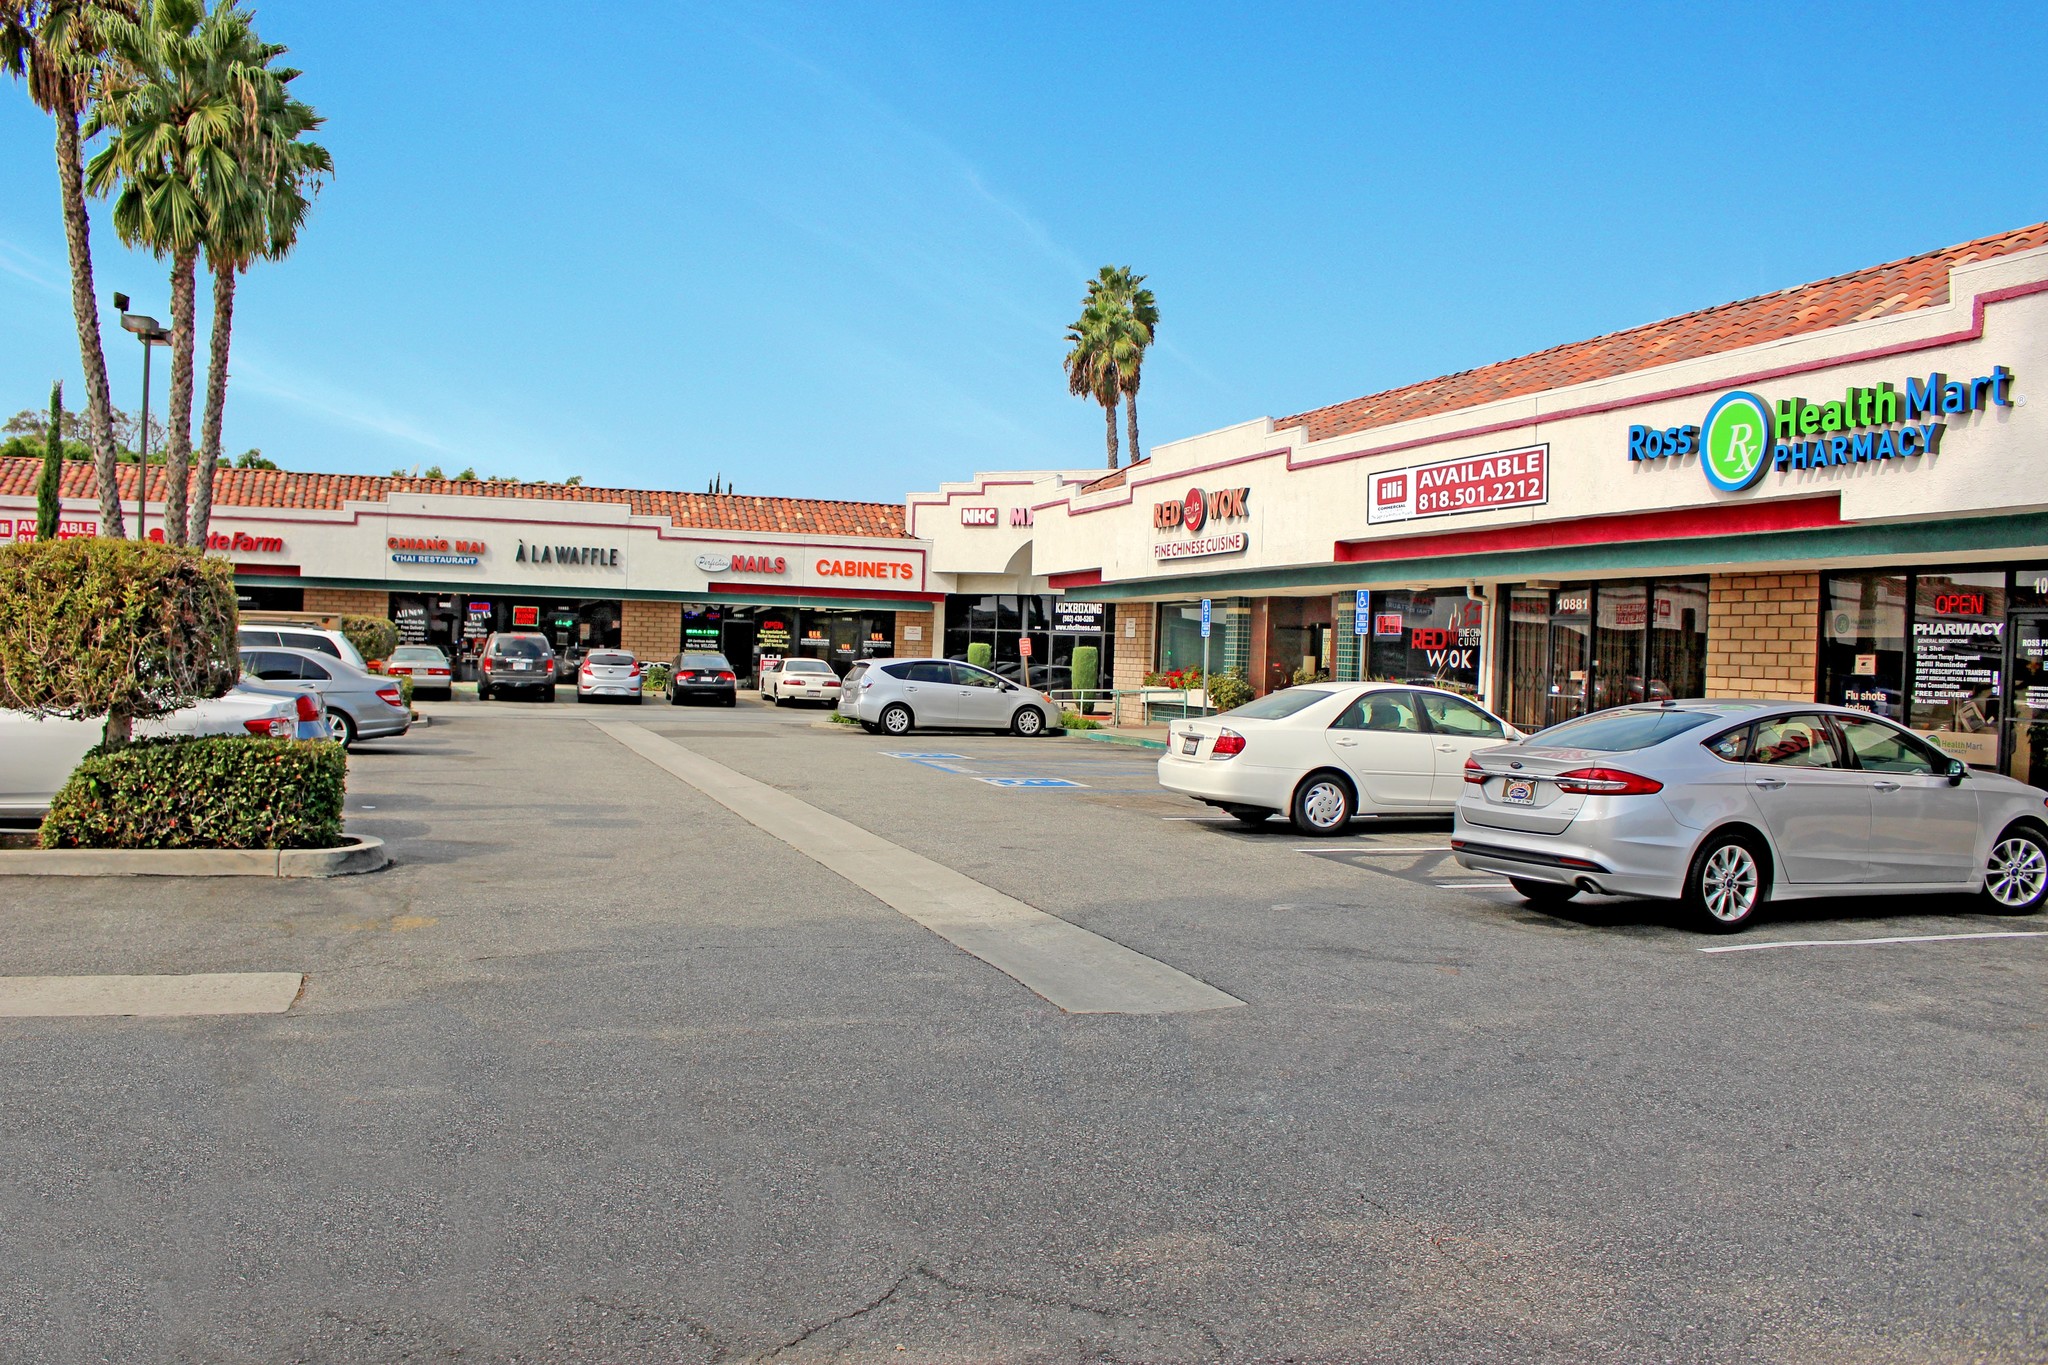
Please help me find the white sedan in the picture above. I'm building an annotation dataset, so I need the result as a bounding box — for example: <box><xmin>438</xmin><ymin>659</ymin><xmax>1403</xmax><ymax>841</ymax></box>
<box><xmin>0</xmin><ymin>686</ymin><xmax>304</xmax><ymax>819</ymax></box>
<box><xmin>1158</xmin><ymin>682</ymin><xmax>1523</xmax><ymax>834</ymax></box>
<box><xmin>771</xmin><ymin>657</ymin><xmax>843</xmax><ymax>706</ymax></box>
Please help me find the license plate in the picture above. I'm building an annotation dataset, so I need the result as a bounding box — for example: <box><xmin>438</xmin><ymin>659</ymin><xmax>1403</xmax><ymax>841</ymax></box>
<box><xmin>1503</xmin><ymin>779</ymin><xmax>1536</xmax><ymax>805</ymax></box>
<box><xmin>1182</xmin><ymin>735</ymin><xmax>1200</xmax><ymax>755</ymax></box>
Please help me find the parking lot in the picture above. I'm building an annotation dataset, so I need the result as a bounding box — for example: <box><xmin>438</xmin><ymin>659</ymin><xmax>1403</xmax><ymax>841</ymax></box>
<box><xmin>5</xmin><ymin>693</ymin><xmax>2046</xmax><ymax>1362</ymax></box>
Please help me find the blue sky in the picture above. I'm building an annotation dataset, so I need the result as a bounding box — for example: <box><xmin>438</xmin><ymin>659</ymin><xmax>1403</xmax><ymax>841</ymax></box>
<box><xmin>2</xmin><ymin>2</ymin><xmax>2042</xmax><ymax>503</ymax></box>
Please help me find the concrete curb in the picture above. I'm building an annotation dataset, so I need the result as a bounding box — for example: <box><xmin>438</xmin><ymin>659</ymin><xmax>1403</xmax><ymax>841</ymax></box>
<box><xmin>1077</xmin><ymin>730</ymin><xmax>1167</xmax><ymax>752</ymax></box>
<box><xmin>0</xmin><ymin>835</ymin><xmax>388</xmax><ymax>879</ymax></box>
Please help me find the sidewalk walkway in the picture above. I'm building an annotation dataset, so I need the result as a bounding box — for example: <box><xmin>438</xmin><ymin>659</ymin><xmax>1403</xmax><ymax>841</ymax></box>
<box><xmin>1071</xmin><ymin>723</ymin><xmax>1170</xmax><ymax>751</ymax></box>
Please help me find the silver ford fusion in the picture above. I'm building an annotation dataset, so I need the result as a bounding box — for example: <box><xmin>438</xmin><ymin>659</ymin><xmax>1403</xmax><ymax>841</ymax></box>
<box><xmin>1453</xmin><ymin>699</ymin><xmax>2048</xmax><ymax>931</ymax></box>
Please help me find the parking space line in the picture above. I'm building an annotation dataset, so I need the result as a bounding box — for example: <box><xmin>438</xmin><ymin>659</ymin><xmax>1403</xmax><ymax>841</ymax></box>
<box><xmin>595</xmin><ymin>721</ymin><xmax>1243</xmax><ymax>1015</ymax></box>
<box><xmin>1700</xmin><ymin>930</ymin><xmax>2048</xmax><ymax>954</ymax></box>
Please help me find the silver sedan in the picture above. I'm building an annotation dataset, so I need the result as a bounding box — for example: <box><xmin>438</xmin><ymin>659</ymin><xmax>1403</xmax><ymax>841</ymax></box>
<box><xmin>240</xmin><ymin>646</ymin><xmax>412</xmax><ymax>748</ymax></box>
<box><xmin>1453</xmin><ymin>699</ymin><xmax>2048</xmax><ymax>931</ymax></box>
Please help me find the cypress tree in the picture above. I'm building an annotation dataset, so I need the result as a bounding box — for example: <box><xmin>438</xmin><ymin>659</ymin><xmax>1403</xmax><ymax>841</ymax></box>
<box><xmin>37</xmin><ymin>382</ymin><xmax>64</xmax><ymax>541</ymax></box>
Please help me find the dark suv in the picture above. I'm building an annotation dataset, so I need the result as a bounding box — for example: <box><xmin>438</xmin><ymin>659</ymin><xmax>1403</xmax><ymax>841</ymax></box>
<box><xmin>477</xmin><ymin>631</ymin><xmax>559</xmax><ymax>701</ymax></box>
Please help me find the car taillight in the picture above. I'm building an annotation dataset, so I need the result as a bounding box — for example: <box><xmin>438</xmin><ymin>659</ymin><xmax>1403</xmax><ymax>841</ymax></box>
<box><xmin>428</xmin><ymin>668</ymin><xmax>449</xmax><ymax>676</ymax></box>
<box><xmin>294</xmin><ymin>693</ymin><xmax>322</xmax><ymax>722</ymax></box>
<box><xmin>1554</xmin><ymin>767</ymin><xmax>1663</xmax><ymax>795</ymax></box>
<box><xmin>824</xmin><ymin>679</ymin><xmax>840</xmax><ymax>687</ymax></box>
<box><xmin>376</xmin><ymin>686</ymin><xmax>403</xmax><ymax>706</ymax></box>
<box><xmin>718</xmin><ymin>671</ymin><xmax>736</xmax><ymax>682</ymax></box>
<box><xmin>1211</xmin><ymin>729</ymin><xmax>1246</xmax><ymax>758</ymax></box>
<box><xmin>481</xmin><ymin>657</ymin><xmax>494</xmax><ymax>671</ymax></box>
<box><xmin>243</xmin><ymin>716</ymin><xmax>293</xmax><ymax>737</ymax></box>
<box><xmin>1463</xmin><ymin>755</ymin><xmax>1486</xmax><ymax>785</ymax></box>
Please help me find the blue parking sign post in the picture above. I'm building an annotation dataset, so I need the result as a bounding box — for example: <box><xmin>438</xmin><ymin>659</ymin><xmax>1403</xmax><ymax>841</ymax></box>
<box><xmin>1354</xmin><ymin>590</ymin><xmax>1370</xmax><ymax>680</ymax></box>
<box><xmin>1199</xmin><ymin>598</ymin><xmax>1211</xmax><ymax>712</ymax></box>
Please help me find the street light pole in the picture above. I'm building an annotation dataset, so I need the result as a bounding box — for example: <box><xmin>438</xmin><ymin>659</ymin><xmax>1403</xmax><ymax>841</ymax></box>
<box><xmin>115</xmin><ymin>292</ymin><xmax>171</xmax><ymax>543</ymax></box>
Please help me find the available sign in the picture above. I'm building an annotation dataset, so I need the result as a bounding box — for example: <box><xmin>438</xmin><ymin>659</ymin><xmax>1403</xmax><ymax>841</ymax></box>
<box><xmin>1</xmin><ymin>517</ymin><xmax>97</xmax><ymax>542</ymax></box>
<box><xmin>1367</xmin><ymin>446</ymin><xmax>1547</xmax><ymax>523</ymax></box>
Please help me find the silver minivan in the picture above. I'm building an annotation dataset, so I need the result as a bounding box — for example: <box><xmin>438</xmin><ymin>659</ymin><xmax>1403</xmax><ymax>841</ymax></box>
<box><xmin>838</xmin><ymin>657</ymin><xmax>1057</xmax><ymax>737</ymax></box>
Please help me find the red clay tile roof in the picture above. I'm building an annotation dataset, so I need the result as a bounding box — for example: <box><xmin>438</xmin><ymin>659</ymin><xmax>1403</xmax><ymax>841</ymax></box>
<box><xmin>1078</xmin><ymin>463</ymin><xmax>1140</xmax><ymax>493</ymax></box>
<box><xmin>0</xmin><ymin>459</ymin><xmax>910</xmax><ymax>538</ymax></box>
<box><xmin>1276</xmin><ymin>223</ymin><xmax>2048</xmax><ymax>444</ymax></box>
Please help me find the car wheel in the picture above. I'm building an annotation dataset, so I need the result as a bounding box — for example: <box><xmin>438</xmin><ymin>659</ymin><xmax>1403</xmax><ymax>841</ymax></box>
<box><xmin>1981</xmin><ymin>824</ymin><xmax>2048</xmax><ymax>914</ymax></box>
<box><xmin>476</xmin><ymin>683</ymin><xmax>491</xmax><ymax>701</ymax></box>
<box><xmin>724</xmin><ymin>696</ymin><xmax>737</xmax><ymax>707</ymax></box>
<box><xmin>1509</xmin><ymin>877</ymin><xmax>1579</xmax><ymax>906</ymax></box>
<box><xmin>880</xmin><ymin>703</ymin><xmax>913</xmax><ymax>736</ymax></box>
<box><xmin>575</xmin><ymin>690</ymin><xmax>586</xmax><ymax>703</ymax></box>
<box><xmin>633</xmin><ymin>694</ymin><xmax>644</xmax><ymax>706</ymax></box>
<box><xmin>670</xmin><ymin>688</ymin><xmax>684</xmax><ymax>706</ymax></box>
<box><xmin>1011</xmin><ymin>707</ymin><xmax>1045</xmax><ymax>737</ymax></box>
<box><xmin>1226</xmin><ymin>806</ymin><xmax>1271</xmax><ymax>827</ymax></box>
<box><xmin>333</xmin><ymin>710</ymin><xmax>358</xmax><ymax>750</ymax></box>
<box><xmin>1290</xmin><ymin>771</ymin><xmax>1353</xmax><ymax>836</ymax></box>
<box><xmin>1685</xmin><ymin>830</ymin><xmax>1769</xmax><ymax>932</ymax></box>
<box><xmin>544</xmin><ymin>686</ymin><xmax>557</xmax><ymax>703</ymax></box>
<box><xmin>774</xmin><ymin>695</ymin><xmax>787</xmax><ymax>707</ymax></box>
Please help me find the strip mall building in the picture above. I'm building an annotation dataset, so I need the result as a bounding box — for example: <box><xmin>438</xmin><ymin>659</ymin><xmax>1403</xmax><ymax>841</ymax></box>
<box><xmin>4</xmin><ymin>224</ymin><xmax>2046</xmax><ymax>776</ymax></box>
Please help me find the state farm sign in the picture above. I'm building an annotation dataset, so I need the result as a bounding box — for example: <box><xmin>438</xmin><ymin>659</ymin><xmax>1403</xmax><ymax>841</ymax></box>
<box><xmin>1368</xmin><ymin>445</ymin><xmax>1547</xmax><ymax>524</ymax></box>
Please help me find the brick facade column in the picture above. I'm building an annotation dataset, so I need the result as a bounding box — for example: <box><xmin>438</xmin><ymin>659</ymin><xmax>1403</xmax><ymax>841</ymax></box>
<box><xmin>1111</xmin><ymin>602</ymin><xmax>1154</xmax><ymax>692</ymax></box>
<box><xmin>620</xmin><ymin>599</ymin><xmax>680</xmax><ymax>660</ymax></box>
<box><xmin>892</xmin><ymin>608</ymin><xmax>935</xmax><ymax>655</ymax></box>
<box><xmin>1705</xmin><ymin>571</ymin><xmax>1820</xmax><ymax>702</ymax></box>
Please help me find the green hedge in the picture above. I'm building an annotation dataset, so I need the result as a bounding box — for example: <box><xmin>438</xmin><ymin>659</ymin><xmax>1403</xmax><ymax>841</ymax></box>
<box><xmin>1071</xmin><ymin>645</ymin><xmax>1099</xmax><ymax>694</ymax></box>
<box><xmin>40</xmin><ymin>736</ymin><xmax>348</xmax><ymax>850</ymax></box>
<box><xmin>340</xmin><ymin>615</ymin><xmax>399</xmax><ymax>665</ymax></box>
<box><xmin>967</xmin><ymin>642</ymin><xmax>993</xmax><ymax>669</ymax></box>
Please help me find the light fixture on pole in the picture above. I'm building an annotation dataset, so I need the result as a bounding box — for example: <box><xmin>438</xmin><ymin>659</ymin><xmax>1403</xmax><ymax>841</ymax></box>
<box><xmin>114</xmin><ymin>292</ymin><xmax>171</xmax><ymax>542</ymax></box>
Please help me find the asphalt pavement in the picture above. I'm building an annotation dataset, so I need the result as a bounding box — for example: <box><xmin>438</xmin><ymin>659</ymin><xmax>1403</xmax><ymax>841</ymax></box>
<box><xmin>2</xmin><ymin>692</ymin><xmax>2044</xmax><ymax>1363</ymax></box>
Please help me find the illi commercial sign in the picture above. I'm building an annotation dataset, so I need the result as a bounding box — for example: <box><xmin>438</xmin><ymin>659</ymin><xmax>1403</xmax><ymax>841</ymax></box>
<box><xmin>1629</xmin><ymin>365</ymin><xmax>2015</xmax><ymax>492</ymax></box>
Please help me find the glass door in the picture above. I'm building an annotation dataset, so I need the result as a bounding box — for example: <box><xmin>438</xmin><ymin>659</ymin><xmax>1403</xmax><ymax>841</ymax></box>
<box><xmin>2006</xmin><ymin>615</ymin><xmax>2048</xmax><ymax>787</ymax></box>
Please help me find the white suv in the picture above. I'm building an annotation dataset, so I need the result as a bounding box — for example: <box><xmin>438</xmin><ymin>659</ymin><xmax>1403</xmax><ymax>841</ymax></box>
<box><xmin>838</xmin><ymin>657</ymin><xmax>1056</xmax><ymax>737</ymax></box>
<box><xmin>237</xmin><ymin>625</ymin><xmax>369</xmax><ymax>671</ymax></box>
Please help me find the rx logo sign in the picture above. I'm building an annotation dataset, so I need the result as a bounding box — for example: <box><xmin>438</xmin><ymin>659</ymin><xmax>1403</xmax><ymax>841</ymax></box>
<box><xmin>1699</xmin><ymin>390</ymin><xmax>1772</xmax><ymax>492</ymax></box>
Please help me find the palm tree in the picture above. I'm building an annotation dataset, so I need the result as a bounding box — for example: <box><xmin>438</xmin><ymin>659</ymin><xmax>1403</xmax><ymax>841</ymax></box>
<box><xmin>1</xmin><ymin>0</ymin><xmax>133</xmax><ymax>537</ymax></box>
<box><xmin>86</xmin><ymin>0</ymin><xmax>279</xmax><ymax>545</ymax></box>
<box><xmin>1064</xmin><ymin>296</ymin><xmax>1123</xmax><ymax>468</ymax></box>
<box><xmin>1085</xmin><ymin>266</ymin><xmax>1157</xmax><ymax>466</ymax></box>
<box><xmin>191</xmin><ymin>23</ymin><xmax>326</xmax><ymax>542</ymax></box>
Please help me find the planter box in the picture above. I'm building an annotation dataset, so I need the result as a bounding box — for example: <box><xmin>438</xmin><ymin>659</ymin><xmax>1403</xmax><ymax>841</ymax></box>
<box><xmin>0</xmin><ymin>834</ymin><xmax>387</xmax><ymax>879</ymax></box>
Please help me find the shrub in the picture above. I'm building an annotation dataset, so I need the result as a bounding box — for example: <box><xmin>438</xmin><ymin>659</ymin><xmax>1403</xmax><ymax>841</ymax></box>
<box><xmin>0</xmin><ymin>538</ymin><xmax>238</xmax><ymax>747</ymax></box>
<box><xmin>40</xmin><ymin>736</ymin><xmax>347</xmax><ymax>850</ymax></box>
<box><xmin>966</xmin><ymin>642</ymin><xmax>993</xmax><ymax>669</ymax></box>
<box><xmin>1207</xmin><ymin>668</ymin><xmax>1254</xmax><ymax>712</ymax></box>
<box><xmin>340</xmin><ymin>615</ymin><xmax>398</xmax><ymax>666</ymax></box>
<box><xmin>1058</xmin><ymin>709</ymin><xmax>1101</xmax><ymax>730</ymax></box>
<box><xmin>643</xmin><ymin>662</ymin><xmax>672</xmax><ymax>693</ymax></box>
<box><xmin>1071</xmin><ymin>645</ymin><xmax>1099</xmax><ymax>695</ymax></box>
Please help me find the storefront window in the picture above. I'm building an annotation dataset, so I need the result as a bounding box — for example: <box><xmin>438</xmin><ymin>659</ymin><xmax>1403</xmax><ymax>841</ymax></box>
<box><xmin>1156</xmin><ymin>598</ymin><xmax>1250</xmax><ymax>679</ymax></box>
<box><xmin>942</xmin><ymin>593</ymin><xmax>1109</xmax><ymax>690</ymax></box>
<box><xmin>1503</xmin><ymin>579</ymin><xmax>1708</xmax><ymax>732</ymax></box>
<box><xmin>1819</xmin><ymin>573</ymin><xmax>1907</xmax><ymax>719</ymax></box>
<box><xmin>1335</xmin><ymin>589</ymin><xmax>1484</xmax><ymax>695</ymax></box>
<box><xmin>1909</xmin><ymin>571</ymin><xmax>2005</xmax><ymax>768</ymax></box>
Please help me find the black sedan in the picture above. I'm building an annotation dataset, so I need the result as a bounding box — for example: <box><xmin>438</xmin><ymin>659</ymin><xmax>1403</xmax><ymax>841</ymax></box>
<box><xmin>667</xmin><ymin>652</ymin><xmax>739</xmax><ymax>706</ymax></box>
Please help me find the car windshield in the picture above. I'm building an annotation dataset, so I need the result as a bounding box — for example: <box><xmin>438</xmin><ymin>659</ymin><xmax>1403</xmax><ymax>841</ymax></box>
<box><xmin>586</xmin><ymin>651</ymin><xmax>634</xmax><ymax>666</ymax></box>
<box><xmin>1529</xmin><ymin>707</ymin><xmax>1719</xmax><ymax>751</ymax></box>
<box><xmin>492</xmin><ymin>638</ymin><xmax>551</xmax><ymax>659</ymax></box>
<box><xmin>783</xmin><ymin>659</ymin><xmax>831</xmax><ymax>674</ymax></box>
<box><xmin>680</xmin><ymin>654</ymin><xmax>730</xmax><ymax>669</ymax></box>
<box><xmin>1226</xmin><ymin>687</ymin><xmax>1338</xmax><ymax>721</ymax></box>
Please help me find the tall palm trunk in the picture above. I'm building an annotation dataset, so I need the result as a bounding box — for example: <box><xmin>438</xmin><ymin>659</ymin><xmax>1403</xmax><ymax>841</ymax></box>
<box><xmin>1125</xmin><ymin>390</ymin><xmax>1140</xmax><ymax>466</ymax></box>
<box><xmin>162</xmin><ymin>244</ymin><xmax>199</xmax><ymax>545</ymax></box>
<box><xmin>54</xmin><ymin>108</ymin><xmax>127</xmax><ymax>539</ymax></box>
<box><xmin>1102</xmin><ymin>398</ymin><xmax>1119</xmax><ymax>468</ymax></box>
<box><xmin>193</xmin><ymin>261</ymin><xmax>236</xmax><ymax>544</ymax></box>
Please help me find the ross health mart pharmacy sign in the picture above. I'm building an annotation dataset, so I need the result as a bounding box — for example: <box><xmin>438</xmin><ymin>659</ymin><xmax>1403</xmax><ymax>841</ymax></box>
<box><xmin>1627</xmin><ymin>365</ymin><xmax>2015</xmax><ymax>492</ymax></box>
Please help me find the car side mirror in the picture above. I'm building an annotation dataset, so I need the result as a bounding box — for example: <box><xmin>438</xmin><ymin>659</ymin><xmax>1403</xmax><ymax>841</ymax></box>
<box><xmin>1947</xmin><ymin>759</ymin><xmax>1967</xmax><ymax>786</ymax></box>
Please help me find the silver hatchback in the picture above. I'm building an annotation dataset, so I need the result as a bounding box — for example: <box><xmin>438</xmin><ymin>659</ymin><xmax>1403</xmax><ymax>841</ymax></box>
<box><xmin>838</xmin><ymin>658</ymin><xmax>1057</xmax><ymax>737</ymax></box>
<box><xmin>1453</xmin><ymin>699</ymin><xmax>2048</xmax><ymax>931</ymax></box>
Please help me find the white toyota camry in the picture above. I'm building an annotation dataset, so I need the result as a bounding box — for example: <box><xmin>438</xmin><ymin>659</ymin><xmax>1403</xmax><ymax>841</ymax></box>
<box><xmin>1158</xmin><ymin>682</ymin><xmax>1523</xmax><ymax>834</ymax></box>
